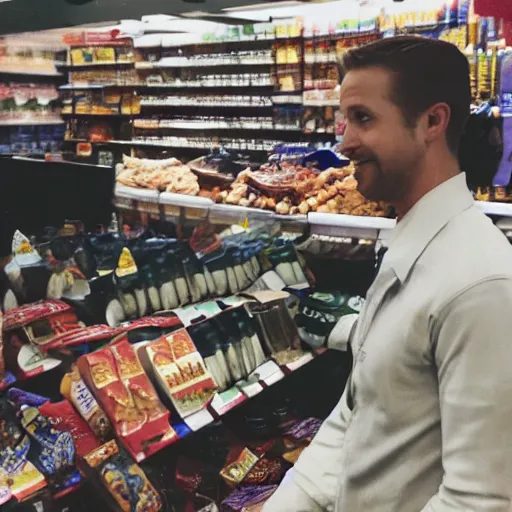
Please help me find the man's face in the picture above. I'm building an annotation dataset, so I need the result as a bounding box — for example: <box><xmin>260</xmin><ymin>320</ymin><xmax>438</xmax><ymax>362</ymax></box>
<box><xmin>339</xmin><ymin>66</ymin><xmax>426</xmax><ymax>203</ymax></box>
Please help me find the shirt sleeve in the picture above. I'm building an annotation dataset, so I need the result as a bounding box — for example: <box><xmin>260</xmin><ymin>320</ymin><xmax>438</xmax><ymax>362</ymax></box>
<box><xmin>327</xmin><ymin>313</ymin><xmax>358</xmax><ymax>351</ymax></box>
<box><xmin>263</xmin><ymin>384</ymin><xmax>353</xmax><ymax>512</ymax></box>
<box><xmin>421</xmin><ymin>278</ymin><xmax>512</xmax><ymax>511</ymax></box>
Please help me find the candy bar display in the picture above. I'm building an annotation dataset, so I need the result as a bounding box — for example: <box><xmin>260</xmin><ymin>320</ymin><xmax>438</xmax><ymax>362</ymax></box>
<box><xmin>0</xmin><ymin>212</ymin><xmax>352</xmax><ymax>510</ymax></box>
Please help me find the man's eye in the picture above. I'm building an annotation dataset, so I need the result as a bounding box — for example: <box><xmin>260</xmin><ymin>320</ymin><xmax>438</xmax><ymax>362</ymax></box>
<box><xmin>355</xmin><ymin>112</ymin><xmax>371</xmax><ymax>123</ymax></box>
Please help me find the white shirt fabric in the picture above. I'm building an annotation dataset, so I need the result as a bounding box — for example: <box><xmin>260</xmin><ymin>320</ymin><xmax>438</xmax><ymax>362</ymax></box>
<box><xmin>264</xmin><ymin>173</ymin><xmax>512</xmax><ymax>511</ymax></box>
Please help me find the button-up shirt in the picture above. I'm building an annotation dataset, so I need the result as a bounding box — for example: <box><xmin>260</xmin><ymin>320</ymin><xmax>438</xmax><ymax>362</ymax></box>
<box><xmin>264</xmin><ymin>173</ymin><xmax>512</xmax><ymax>511</ymax></box>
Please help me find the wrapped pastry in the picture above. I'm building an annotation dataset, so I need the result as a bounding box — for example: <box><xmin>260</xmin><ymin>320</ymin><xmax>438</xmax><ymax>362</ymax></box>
<box><xmin>60</xmin><ymin>365</ymin><xmax>113</xmax><ymax>443</ymax></box>
<box><xmin>0</xmin><ymin>398</ymin><xmax>46</xmax><ymax>503</ymax></box>
<box><xmin>84</xmin><ymin>440</ymin><xmax>162</xmax><ymax>512</ymax></box>
<box><xmin>39</xmin><ymin>400</ymin><xmax>100</xmax><ymax>458</ymax></box>
<box><xmin>138</xmin><ymin>329</ymin><xmax>217</xmax><ymax>419</ymax></box>
<box><xmin>78</xmin><ymin>339</ymin><xmax>177</xmax><ymax>461</ymax></box>
<box><xmin>20</xmin><ymin>406</ymin><xmax>81</xmax><ymax>491</ymax></box>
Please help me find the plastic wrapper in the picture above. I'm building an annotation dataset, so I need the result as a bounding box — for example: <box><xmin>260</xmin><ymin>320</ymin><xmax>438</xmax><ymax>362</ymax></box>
<box><xmin>221</xmin><ymin>485</ymin><xmax>277</xmax><ymax>512</ymax></box>
<box><xmin>294</xmin><ymin>292</ymin><xmax>364</xmax><ymax>348</ymax></box>
<box><xmin>61</xmin><ymin>365</ymin><xmax>113</xmax><ymax>443</ymax></box>
<box><xmin>77</xmin><ymin>338</ymin><xmax>178</xmax><ymax>461</ymax></box>
<box><xmin>7</xmin><ymin>388</ymin><xmax>49</xmax><ymax>409</ymax></box>
<box><xmin>220</xmin><ymin>447</ymin><xmax>259</xmax><ymax>488</ymax></box>
<box><xmin>138</xmin><ymin>329</ymin><xmax>217</xmax><ymax>418</ymax></box>
<box><xmin>0</xmin><ymin>398</ymin><xmax>47</xmax><ymax>504</ymax></box>
<box><xmin>3</xmin><ymin>299</ymin><xmax>83</xmax><ymax>350</ymax></box>
<box><xmin>83</xmin><ymin>439</ymin><xmax>162</xmax><ymax>512</ymax></box>
<box><xmin>243</xmin><ymin>457</ymin><xmax>291</xmax><ymax>486</ymax></box>
<box><xmin>39</xmin><ymin>400</ymin><xmax>100</xmax><ymax>458</ymax></box>
<box><xmin>282</xmin><ymin>417</ymin><xmax>323</xmax><ymax>452</ymax></box>
<box><xmin>20</xmin><ymin>406</ymin><xmax>81</xmax><ymax>491</ymax></box>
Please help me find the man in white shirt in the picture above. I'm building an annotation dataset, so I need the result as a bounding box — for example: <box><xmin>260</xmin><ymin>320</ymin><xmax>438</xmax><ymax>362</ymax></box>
<box><xmin>264</xmin><ymin>35</ymin><xmax>512</xmax><ymax>511</ymax></box>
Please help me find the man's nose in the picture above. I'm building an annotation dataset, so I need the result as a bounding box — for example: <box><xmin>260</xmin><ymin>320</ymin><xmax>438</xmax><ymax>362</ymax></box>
<box><xmin>339</xmin><ymin>125</ymin><xmax>359</xmax><ymax>158</ymax></box>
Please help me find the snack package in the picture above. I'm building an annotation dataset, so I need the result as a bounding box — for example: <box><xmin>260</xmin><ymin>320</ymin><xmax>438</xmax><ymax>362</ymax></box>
<box><xmin>60</xmin><ymin>365</ymin><xmax>113</xmax><ymax>444</ymax></box>
<box><xmin>44</xmin><ymin>324</ymin><xmax>118</xmax><ymax>353</ymax></box>
<box><xmin>84</xmin><ymin>440</ymin><xmax>162</xmax><ymax>512</ymax></box>
<box><xmin>7</xmin><ymin>388</ymin><xmax>50</xmax><ymax>409</ymax></box>
<box><xmin>39</xmin><ymin>400</ymin><xmax>100</xmax><ymax>458</ymax></box>
<box><xmin>221</xmin><ymin>485</ymin><xmax>277</xmax><ymax>512</ymax></box>
<box><xmin>281</xmin><ymin>417</ymin><xmax>323</xmax><ymax>463</ymax></box>
<box><xmin>3</xmin><ymin>300</ymin><xmax>82</xmax><ymax>343</ymax></box>
<box><xmin>20</xmin><ymin>406</ymin><xmax>81</xmax><ymax>491</ymax></box>
<box><xmin>220</xmin><ymin>447</ymin><xmax>259</xmax><ymax>488</ymax></box>
<box><xmin>77</xmin><ymin>338</ymin><xmax>178</xmax><ymax>461</ymax></box>
<box><xmin>243</xmin><ymin>457</ymin><xmax>291</xmax><ymax>486</ymax></box>
<box><xmin>0</xmin><ymin>399</ymin><xmax>47</xmax><ymax>503</ymax></box>
<box><xmin>294</xmin><ymin>292</ymin><xmax>364</xmax><ymax>349</ymax></box>
<box><xmin>138</xmin><ymin>329</ymin><xmax>217</xmax><ymax>419</ymax></box>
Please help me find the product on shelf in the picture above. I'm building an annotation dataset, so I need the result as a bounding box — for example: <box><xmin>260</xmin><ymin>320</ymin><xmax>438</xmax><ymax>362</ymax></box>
<box><xmin>60</xmin><ymin>365</ymin><xmax>114</xmax><ymax>444</ymax></box>
<box><xmin>221</xmin><ymin>485</ymin><xmax>278</xmax><ymax>511</ymax></box>
<box><xmin>116</xmin><ymin>155</ymin><xmax>200</xmax><ymax>195</ymax></box>
<box><xmin>20</xmin><ymin>405</ymin><xmax>81</xmax><ymax>492</ymax></box>
<box><xmin>77</xmin><ymin>336</ymin><xmax>178</xmax><ymax>461</ymax></box>
<box><xmin>294</xmin><ymin>290</ymin><xmax>364</xmax><ymax>348</ymax></box>
<box><xmin>138</xmin><ymin>329</ymin><xmax>217</xmax><ymax>418</ymax></box>
<box><xmin>0</xmin><ymin>397</ymin><xmax>47</xmax><ymax>504</ymax></box>
<box><xmin>214</xmin><ymin>160</ymin><xmax>392</xmax><ymax>217</ymax></box>
<box><xmin>83</xmin><ymin>439</ymin><xmax>162</xmax><ymax>512</ymax></box>
<box><xmin>188</xmin><ymin>147</ymin><xmax>250</xmax><ymax>183</ymax></box>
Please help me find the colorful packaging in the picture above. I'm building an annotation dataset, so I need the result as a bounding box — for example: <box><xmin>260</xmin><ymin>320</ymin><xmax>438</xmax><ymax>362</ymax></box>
<box><xmin>0</xmin><ymin>399</ymin><xmax>46</xmax><ymax>503</ymax></box>
<box><xmin>139</xmin><ymin>329</ymin><xmax>217</xmax><ymax>418</ymax></box>
<box><xmin>60</xmin><ymin>365</ymin><xmax>113</xmax><ymax>443</ymax></box>
<box><xmin>77</xmin><ymin>338</ymin><xmax>178</xmax><ymax>461</ymax></box>
<box><xmin>220</xmin><ymin>447</ymin><xmax>259</xmax><ymax>488</ymax></box>
<box><xmin>84</xmin><ymin>440</ymin><xmax>162</xmax><ymax>512</ymax></box>
<box><xmin>243</xmin><ymin>457</ymin><xmax>290</xmax><ymax>486</ymax></box>
<box><xmin>3</xmin><ymin>300</ymin><xmax>83</xmax><ymax>363</ymax></box>
<box><xmin>7</xmin><ymin>388</ymin><xmax>49</xmax><ymax>409</ymax></box>
<box><xmin>20</xmin><ymin>406</ymin><xmax>80</xmax><ymax>491</ymax></box>
<box><xmin>39</xmin><ymin>400</ymin><xmax>100</xmax><ymax>458</ymax></box>
<box><xmin>221</xmin><ymin>485</ymin><xmax>277</xmax><ymax>512</ymax></box>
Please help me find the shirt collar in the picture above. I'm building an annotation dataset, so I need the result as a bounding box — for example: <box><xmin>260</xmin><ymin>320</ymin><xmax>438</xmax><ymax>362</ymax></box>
<box><xmin>382</xmin><ymin>172</ymin><xmax>473</xmax><ymax>284</ymax></box>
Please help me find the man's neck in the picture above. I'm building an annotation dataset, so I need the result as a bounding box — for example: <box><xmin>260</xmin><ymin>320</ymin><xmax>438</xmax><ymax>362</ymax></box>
<box><xmin>393</xmin><ymin>156</ymin><xmax>460</xmax><ymax>220</ymax></box>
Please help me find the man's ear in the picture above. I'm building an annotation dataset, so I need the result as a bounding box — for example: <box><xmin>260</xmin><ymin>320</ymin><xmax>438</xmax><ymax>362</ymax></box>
<box><xmin>425</xmin><ymin>103</ymin><xmax>451</xmax><ymax>145</ymax></box>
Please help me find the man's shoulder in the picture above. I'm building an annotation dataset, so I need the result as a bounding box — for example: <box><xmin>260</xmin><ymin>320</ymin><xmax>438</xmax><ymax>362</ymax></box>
<box><xmin>425</xmin><ymin>207</ymin><xmax>512</xmax><ymax>292</ymax></box>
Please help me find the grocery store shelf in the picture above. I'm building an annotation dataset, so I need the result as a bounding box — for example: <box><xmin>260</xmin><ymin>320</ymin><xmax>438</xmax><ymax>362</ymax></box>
<box><xmin>109</xmin><ymin>139</ymin><xmax>274</xmax><ymax>152</ymax></box>
<box><xmin>12</xmin><ymin>156</ymin><xmax>112</xmax><ymax>168</ymax></box>
<box><xmin>140</xmin><ymin>100</ymin><xmax>272</xmax><ymax>108</ymax></box>
<box><xmin>63</xmin><ymin>61</ymin><xmax>135</xmax><ymax>68</ymax></box>
<box><xmin>114</xmin><ymin>184</ymin><xmax>383</xmax><ymax>232</ymax></box>
<box><xmin>0</xmin><ymin>118</ymin><xmax>64</xmax><ymax>126</ymax></box>
<box><xmin>114</xmin><ymin>184</ymin><xmax>159</xmax><ymax>202</ymax></box>
<box><xmin>0</xmin><ymin>68</ymin><xmax>62</xmax><ymax>77</ymax></box>
<box><xmin>61</xmin><ymin>112</ymin><xmax>133</xmax><ymax>118</ymax></box>
<box><xmin>136</xmin><ymin>120</ymin><xmax>300</xmax><ymax>131</ymax></box>
<box><xmin>60</xmin><ymin>83</ymin><xmax>143</xmax><ymax>90</ymax></box>
<box><xmin>475</xmin><ymin>201</ymin><xmax>512</xmax><ymax>217</ymax></box>
<box><xmin>309</xmin><ymin>212</ymin><xmax>396</xmax><ymax>239</ymax></box>
<box><xmin>139</xmin><ymin>58</ymin><xmax>273</xmax><ymax>69</ymax></box>
<box><xmin>303</xmin><ymin>99</ymin><xmax>339</xmax><ymax>107</ymax></box>
<box><xmin>182</xmin><ymin>349</ymin><xmax>325</xmax><ymax>433</ymax></box>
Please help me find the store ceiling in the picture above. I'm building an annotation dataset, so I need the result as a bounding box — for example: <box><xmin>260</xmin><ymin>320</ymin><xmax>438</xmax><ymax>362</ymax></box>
<box><xmin>0</xmin><ymin>0</ymin><xmax>304</xmax><ymax>35</ymax></box>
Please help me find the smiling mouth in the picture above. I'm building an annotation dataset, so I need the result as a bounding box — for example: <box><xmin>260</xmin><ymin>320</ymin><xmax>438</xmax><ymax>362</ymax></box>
<box><xmin>354</xmin><ymin>159</ymin><xmax>373</xmax><ymax>168</ymax></box>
